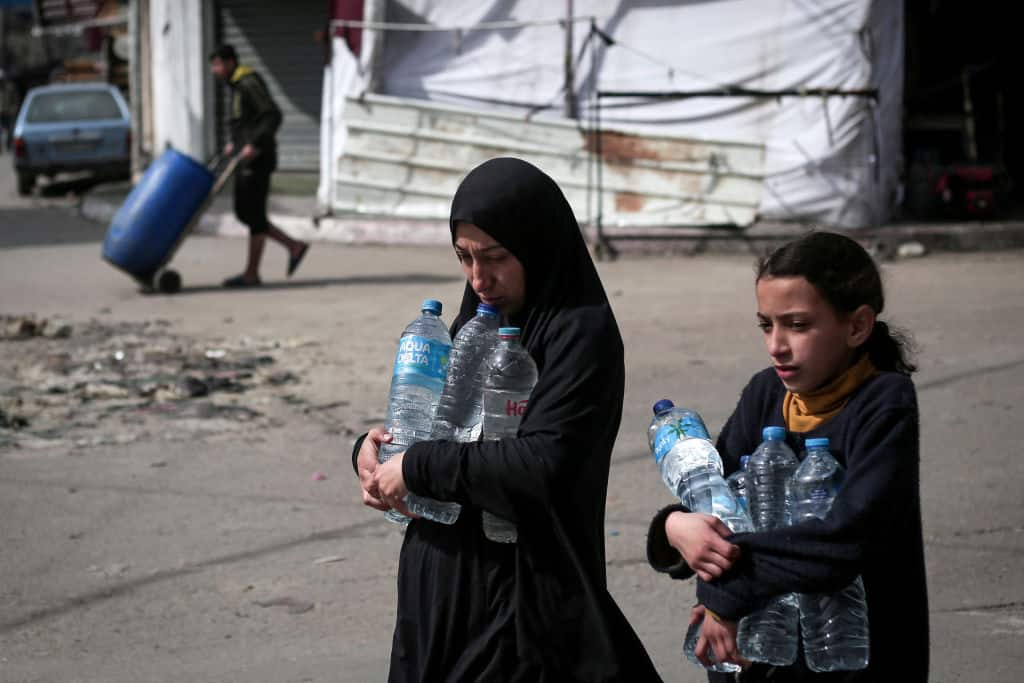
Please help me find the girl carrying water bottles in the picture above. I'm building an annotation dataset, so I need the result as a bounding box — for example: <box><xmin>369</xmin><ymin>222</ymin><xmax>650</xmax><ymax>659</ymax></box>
<box><xmin>353</xmin><ymin>158</ymin><xmax>662</xmax><ymax>682</ymax></box>
<box><xmin>646</xmin><ymin>231</ymin><xmax>928</xmax><ymax>681</ymax></box>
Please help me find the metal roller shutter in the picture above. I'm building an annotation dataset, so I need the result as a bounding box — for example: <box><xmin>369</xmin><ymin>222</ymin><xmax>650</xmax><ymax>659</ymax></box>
<box><xmin>218</xmin><ymin>0</ymin><xmax>326</xmax><ymax>171</ymax></box>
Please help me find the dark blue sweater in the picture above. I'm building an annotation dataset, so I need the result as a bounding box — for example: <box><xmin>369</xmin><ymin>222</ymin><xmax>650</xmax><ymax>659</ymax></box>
<box><xmin>647</xmin><ymin>368</ymin><xmax>929</xmax><ymax>682</ymax></box>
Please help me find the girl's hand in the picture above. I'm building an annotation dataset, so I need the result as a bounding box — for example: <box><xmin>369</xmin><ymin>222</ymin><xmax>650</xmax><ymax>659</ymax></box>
<box><xmin>373</xmin><ymin>451</ymin><xmax>417</xmax><ymax>518</ymax></box>
<box><xmin>695</xmin><ymin>608</ymin><xmax>750</xmax><ymax>669</ymax></box>
<box><xmin>665</xmin><ymin>511</ymin><xmax>741</xmax><ymax>581</ymax></box>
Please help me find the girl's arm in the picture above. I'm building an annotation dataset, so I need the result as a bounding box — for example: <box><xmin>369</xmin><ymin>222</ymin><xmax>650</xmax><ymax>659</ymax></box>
<box><xmin>648</xmin><ymin>507</ymin><xmax>741</xmax><ymax>582</ymax></box>
<box><xmin>697</xmin><ymin>399</ymin><xmax>920</xmax><ymax>621</ymax></box>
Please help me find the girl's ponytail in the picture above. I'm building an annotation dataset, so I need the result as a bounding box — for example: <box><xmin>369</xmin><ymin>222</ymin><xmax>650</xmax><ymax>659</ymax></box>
<box><xmin>865</xmin><ymin>320</ymin><xmax>917</xmax><ymax>376</ymax></box>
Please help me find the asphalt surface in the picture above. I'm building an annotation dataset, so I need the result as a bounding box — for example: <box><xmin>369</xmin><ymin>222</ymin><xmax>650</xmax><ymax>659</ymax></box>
<box><xmin>1</xmin><ymin>164</ymin><xmax>1022</xmax><ymax>682</ymax></box>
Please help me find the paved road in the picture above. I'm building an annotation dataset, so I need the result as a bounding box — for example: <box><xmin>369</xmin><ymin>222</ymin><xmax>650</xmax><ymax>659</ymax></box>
<box><xmin>1</xmin><ymin>164</ymin><xmax>1022</xmax><ymax>682</ymax></box>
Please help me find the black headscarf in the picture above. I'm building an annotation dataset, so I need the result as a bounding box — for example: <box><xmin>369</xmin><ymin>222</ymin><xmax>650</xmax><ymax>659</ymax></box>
<box><xmin>448</xmin><ymin>156</ymin><xmax>611</xmax><ymax>343</ymax></box>
<box><xmin>400</xmin><ymin>158</ymin><xmax>661</xmax><ymax>681</ymax></box>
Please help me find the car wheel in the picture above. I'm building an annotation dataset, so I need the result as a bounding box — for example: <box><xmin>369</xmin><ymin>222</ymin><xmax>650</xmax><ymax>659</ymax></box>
<box><xmin>17</xmin><ymin>172</ymin><xmax>34</xmax><ymax>196</ymax></box>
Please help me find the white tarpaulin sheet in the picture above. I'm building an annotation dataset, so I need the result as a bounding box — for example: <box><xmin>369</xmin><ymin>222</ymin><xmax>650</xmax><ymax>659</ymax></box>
<box><xmin>339</xmin><ymin>0</ymin><xmax>902</xmax><ymax>228</ymax></box>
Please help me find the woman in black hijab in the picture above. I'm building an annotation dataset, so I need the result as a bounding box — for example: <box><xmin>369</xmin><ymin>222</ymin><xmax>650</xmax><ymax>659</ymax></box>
<box><xmin>354</xmin><ymin>158</ymin><xmax>662</xmax><ymax>682</ymax></box>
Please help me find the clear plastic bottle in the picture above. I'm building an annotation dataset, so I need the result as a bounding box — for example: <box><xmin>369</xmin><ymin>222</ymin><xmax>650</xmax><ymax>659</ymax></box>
<box><xmin>648</xmin><ymin>401</ymin><xmax>752</xmax><ymax>673</ymax></box>
<box><xmin>725</xmin><ymin>455</ymin><xmax>752</xmax><ymax>517</ymax></box>
<box><xmin>738</xmin><ymin>426</ymin><xmax>800</xmax><ymax>666</ymax></box>
<box><xmin>648</xmin><ymin>401</ymin><xmax>752</xmax><ymax>534</ymax></box>
<box><xmin>379</xmin><ymin>299</ymin><xmax>452</xmax><ymax>526</ymax></box>
<box><xmin>406</xmin><ymin>303</ymin><xmax>500</xmax><ymax>524</ymax></box>
<box><xmin>480</xmin><ymin>327</ymin><xmax>537</xmax><ymax>543</ymax></box>
<box><xmin>429</xmin><ymin>303</ymin><xmax>500</xmax><ymax>442</ymax></box>
<box><xmin>790</xmin><ymin>437</ymin><xmax>870</xmax><ymax>672</ymax></box>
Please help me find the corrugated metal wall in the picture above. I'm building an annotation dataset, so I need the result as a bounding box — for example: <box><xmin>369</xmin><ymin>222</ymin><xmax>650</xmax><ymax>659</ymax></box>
<box><xmin>328</xmin><ymin>94</ymin><xmax>765</xmax><ymax>229</ymax></box>
<box><xmin>217</xmin><ymin>0</ymin><xmax>326</xmax><ymax>171</ymax></box>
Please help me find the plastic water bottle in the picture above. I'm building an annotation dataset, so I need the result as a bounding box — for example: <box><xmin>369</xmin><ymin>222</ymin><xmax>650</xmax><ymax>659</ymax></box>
<box><xmin>379</xmin><ymin>299</ymin><xmax>452</xmax><ymax>526</ymax></box>
<box><xmin>738</xmin><ymin>426</ymin><xmax>800</xmax><ymax>666</ymax></box>
<box><xmin>725</xmin><ymin>455</ymin><xmax>751</xmax><ymax>517</ymax></box>
<box><xmin>405</xmin><ymin>303</ymin><xmax>500</xmax><ymax>524</ymax></box>
<box><xmin>648</xmin><ymin>401</ymin><xmax>752</xmax><ymax>673</ymax></box>
<box><xmin>480</xmin><ymin>327</ymin><xmax>537</xmax><ymax>543</ymax></box>
<box><xmin>648</xmin><ymin>401</ymin><xmax>752</xmax><ymax>534</ymax></box>
<box><xmin>429</xmin><ymin>303</ymin><xmax>500</xmax><ymax>442</ymax></box>
<box><xmin>790</xmin><ymin>437</ymin><xmax>870</xmax><ymax>672</ymax></box>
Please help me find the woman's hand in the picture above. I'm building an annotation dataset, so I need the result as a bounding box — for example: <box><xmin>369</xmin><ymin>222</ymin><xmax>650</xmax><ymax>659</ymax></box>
<box><xmin>356</xmin><ymin>427</ymin><xmax>391</xmax><ymax>511</ymax></box>
<box><xmin>695</xmin><ymin>608</ymin><xmax>749</xmax><ymax>669</ymax></box>
<box><xmin>665</xmin><ymin>511</ymin><xmax>741</xmax><ymax>581</ymax></box>
<box><xmin>373</xmin><ymin>450</ymin><xmax>418</xmax><ymax>518</ymax></box>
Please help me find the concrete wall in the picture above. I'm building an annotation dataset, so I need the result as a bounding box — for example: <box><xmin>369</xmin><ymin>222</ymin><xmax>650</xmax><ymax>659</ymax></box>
<box><xmin>148</xmin><ymin>0</ymin><xmax>210</xmax><ymax>162</ymax></box>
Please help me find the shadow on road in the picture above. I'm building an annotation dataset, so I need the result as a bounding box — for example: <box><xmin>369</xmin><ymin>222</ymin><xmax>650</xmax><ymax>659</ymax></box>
<box><xmin>0</xmin><ymin>208</ymin><xmax>108</xmax><ymax>247</ymax></box>
<box><xmin>132</xmin><ymin>273</ymin><xmax>462</xmax><ymax>295</ymax></box>
<box><xmin>38</xmin><ymin>175</ymin><xmax>109</xmax><ymax>198</ymax></box>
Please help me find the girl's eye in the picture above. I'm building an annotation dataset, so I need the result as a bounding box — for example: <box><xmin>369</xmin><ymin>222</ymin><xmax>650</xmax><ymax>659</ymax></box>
<box><xmin>757</xmin><ymin>321</ymin><xmax>771</xmax><ymax>332</ymax></box>
<box><xmin>789</xmin><ymin>320</ymin><xmax>808</xmax><ymax>330</ymax></box>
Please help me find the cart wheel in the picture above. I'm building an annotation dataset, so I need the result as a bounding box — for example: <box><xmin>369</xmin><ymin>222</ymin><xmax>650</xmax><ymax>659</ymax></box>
<box><xmin>156</xmin><ymin>269</ymin><xmax>182</xmax><ymax>294</ymax></box>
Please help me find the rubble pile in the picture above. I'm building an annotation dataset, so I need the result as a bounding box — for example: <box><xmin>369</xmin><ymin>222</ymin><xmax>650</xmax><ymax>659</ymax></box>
<box><xmin>0</xmin><ymin>316</ymin><xmax>316</xmax><ymax>452</ymax></box>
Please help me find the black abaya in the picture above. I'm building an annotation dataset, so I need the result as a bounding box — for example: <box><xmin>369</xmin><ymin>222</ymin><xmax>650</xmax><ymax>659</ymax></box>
<box><xmin>361</xmin><ymin>158</ymin><xmax>662</xmax><ymax>682</ymax></box>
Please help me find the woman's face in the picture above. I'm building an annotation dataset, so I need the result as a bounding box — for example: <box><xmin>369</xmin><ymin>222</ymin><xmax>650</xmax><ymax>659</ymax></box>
<box><xmin>454</xmin><ymin>222</ymin><xmax>527</xmax><ymax>315</ymax></box>
<box><xmin>755</xmin><ymin>275</ymin><xmax>871</xmax><ymax>394</ymax></box>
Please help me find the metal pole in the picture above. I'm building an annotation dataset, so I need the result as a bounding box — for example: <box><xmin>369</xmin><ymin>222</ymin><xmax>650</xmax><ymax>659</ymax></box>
<box><xmin>128</xmin><ymin>0</ymin><xmax>143</xmax><ymax>179</ymax></box>
<box><xmin>563</xmin><ymin>0</ymin><xmax>577</xmax><ymax>119</ymax></box>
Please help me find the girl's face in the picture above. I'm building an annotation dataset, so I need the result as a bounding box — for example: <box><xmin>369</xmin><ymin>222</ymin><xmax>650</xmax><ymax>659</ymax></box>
<box><xmin>755</xmin><ymin>275</ymin><xmax>874</xmax><ymax>394</ymax></box>
<box><xmin>454</xmin><ymin>222</ymin><xmax>527</xmax><ymax>315</ymax></box>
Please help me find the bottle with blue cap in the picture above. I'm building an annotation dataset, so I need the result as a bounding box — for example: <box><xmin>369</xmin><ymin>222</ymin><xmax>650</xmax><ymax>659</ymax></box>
<box><xmin>647</xmin><ymin>401</ymin><xmax>753</xmax><ymax>534</ymax></box>
<box><xmin>480</xmin><ymin>327</ymin><xmax>538</xmax><ymax>543</ymax></box>
<box><xmin>790</xmin><ymin>437</ymin><xmax>870</xmax><ymax>672</ymax></box>
<box><xmin>380</xmin><ymin>299</ymin><xmax>452</xmax><ymax>525</ymax></box>
<box><xmin>647</xmin><ymin>401</ymin><xmax>752</xmax><ymax>673</ymax></box>
<box><xmin>408</xmin><ymin>303</ymin><xmax>501</xmax><ymax>524</ymax></box>
<box><xmin>737</xmin><ymin>425</ymin><xmax>800</xmax><ymax>665</ymax></box>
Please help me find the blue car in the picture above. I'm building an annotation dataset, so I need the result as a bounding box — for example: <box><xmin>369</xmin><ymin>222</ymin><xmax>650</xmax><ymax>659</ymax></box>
<box><xmin>12</xmin><ymin>82</ymin><xmax>131</xmax><ymax>195</ymax></box>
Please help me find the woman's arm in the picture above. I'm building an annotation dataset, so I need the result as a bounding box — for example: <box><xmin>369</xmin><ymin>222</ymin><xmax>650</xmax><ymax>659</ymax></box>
<box><xmin>398</xmin><ymin>311</ymin><xmax>623</xmax><ymax>522</ymax></box>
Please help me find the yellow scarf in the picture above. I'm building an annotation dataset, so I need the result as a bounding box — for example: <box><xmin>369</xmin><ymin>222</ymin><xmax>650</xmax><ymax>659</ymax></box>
<box><xmin>783</xmin><ymin>354</ymin><xmax>877</xmax><ymax>432</ymax></box>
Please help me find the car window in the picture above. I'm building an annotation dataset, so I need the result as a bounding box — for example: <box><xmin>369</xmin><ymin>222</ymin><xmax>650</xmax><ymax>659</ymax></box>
<box><xmin>26</xmin><ymin>91</ymin><xmax>123</xmax><ymax>123</ymax></box>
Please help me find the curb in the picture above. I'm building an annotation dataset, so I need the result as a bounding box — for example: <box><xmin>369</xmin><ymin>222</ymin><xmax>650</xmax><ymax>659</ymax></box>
<box><xmin>80</xmin><ymin>193</ymin><xmax>1024</xmax><ymax>256</ymax></box>
<box><xmin>79</xmin><ymin>193</ymin><xmax>452</xmax><ymax>246</ymax></box>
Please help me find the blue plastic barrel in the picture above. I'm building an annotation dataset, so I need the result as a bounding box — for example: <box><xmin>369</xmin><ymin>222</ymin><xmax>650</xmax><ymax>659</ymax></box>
<box><xmin>102</xmin><ymin>148</ymin><xmax>214</xmax><ymax>281</ymax></box>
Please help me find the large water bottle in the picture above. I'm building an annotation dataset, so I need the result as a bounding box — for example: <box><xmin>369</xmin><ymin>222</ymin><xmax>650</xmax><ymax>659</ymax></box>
<box><xmin>405</xmin><ymin>303</ymin><xmax>501</xmax><ymax>524</ymax></box>
<box><xmin>648</xmin><ymin>401</ymin><xmax>752</xmax><ymax>673</ymax></box>
<box><xmin>790</xmin><ymin>437</ymin><xmax>870</xmax><ymax>672</ymax></box>
<box><xmin>480</xmin><ymin>327</ymin><xmax>537</xmax><ymax>543</ymax></box>
<box><xmin>379</xmin><ymin>299</ymin><xmax>452</xmax><ymax>526</ymax></box>
<box><xmin>429</xmin><ymin>303</ymin><xmax>500</xmax><ymax>442</ymax></box>
<box><xmin>738</xmin><ymin>426</ymin><xmax>800</xmax><ymax>666</ymax></box>
<box><xmin>648</xmin><ymin>401</ymin><xmax>752</xmax><ymax>534</ymax></box>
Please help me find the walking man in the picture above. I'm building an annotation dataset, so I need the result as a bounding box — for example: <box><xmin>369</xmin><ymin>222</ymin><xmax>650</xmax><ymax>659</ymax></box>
<box><xmin>209</xmin><ymin>44</ymin><xmax>309</xmax><ymax>287</ymax></box>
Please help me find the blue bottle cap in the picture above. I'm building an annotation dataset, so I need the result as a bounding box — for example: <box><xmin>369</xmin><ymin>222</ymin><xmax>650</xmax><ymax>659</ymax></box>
<box><xmin>805</xmin><ymin>437</ymin><xmax>830</xmax><ymax>449</ymax></box>
<box><xmin>739</xmin><ymin>455</ymin><xmax>750</xmax><ymax>468</ymax></box>
<box><xmin>476</xmin><ymin>303</ymin><xmax>498</xmax><ymax>317</ymax></box>
<box><xmin>421</xmin><ymin>299</ymin><xmax>443</xmax><ymax>315</ymax></box>
<box><xmin>762</xmin><ymin>426</ymin><xmax>787</xmax><ymax>441</ymax></box>
<box><xmin>498</xmin><ymin>327</ymin><xmax>520</xmax><ymax>337</ymax></box>
<box><xmin>653</xmin><ymin>399</ymin><xmax>675</xmax><ymax>415</ymax></box>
